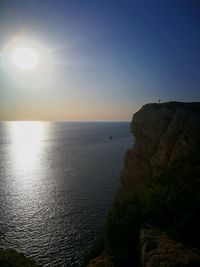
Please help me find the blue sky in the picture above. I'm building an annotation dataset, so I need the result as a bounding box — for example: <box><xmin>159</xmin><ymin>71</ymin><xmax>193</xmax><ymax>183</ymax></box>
<box><xmin>0</xmin><ymin>0</ymin><xmax>200</xmax><ymax>120</ymax></box>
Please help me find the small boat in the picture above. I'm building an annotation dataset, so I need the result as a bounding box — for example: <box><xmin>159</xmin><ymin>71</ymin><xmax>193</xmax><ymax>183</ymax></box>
<box><xmin>109</xmin><ymin>136</ymin><xmax>113</xmax><ymax>140</ymax></box>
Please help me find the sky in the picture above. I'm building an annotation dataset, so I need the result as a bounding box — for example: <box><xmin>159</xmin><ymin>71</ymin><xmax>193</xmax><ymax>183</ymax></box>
<box><xmin>0</xmin><ymin>0</ymin><xmax>200</xmax><ymax>121</ymax></box>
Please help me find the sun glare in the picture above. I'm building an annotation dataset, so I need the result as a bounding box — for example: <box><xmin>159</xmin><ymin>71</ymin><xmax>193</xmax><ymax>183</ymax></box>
<box><xmin>11</xmin><ymin>47</ymin><xmax>39</xmax><ymax>70</ymax></box>
<box><xmin>2</xmin><ymin>36</ymin><xmax>54</xmax><ymax>86</ymax></box>
<box><xmin>10</xmin><ymin>121</ymin><xmax>46</xmax><ymax>170</ymax></box>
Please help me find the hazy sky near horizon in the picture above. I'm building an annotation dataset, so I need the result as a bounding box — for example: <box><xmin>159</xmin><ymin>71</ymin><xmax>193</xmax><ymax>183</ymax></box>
<box><xmin>0</xmin><ymin>0</ymin><xmax>200</xmax><ymax>121</ymax></box>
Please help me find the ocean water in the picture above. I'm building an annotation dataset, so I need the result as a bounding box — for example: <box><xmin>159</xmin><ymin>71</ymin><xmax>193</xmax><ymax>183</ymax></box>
<box><xmin>0</xmin><ymin>121</ymin><xmax>132</xmax><ymax>266</ymax></box>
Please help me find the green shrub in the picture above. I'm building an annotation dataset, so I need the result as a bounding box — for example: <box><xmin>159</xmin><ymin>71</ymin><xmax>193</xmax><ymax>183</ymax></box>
<box><xmin>105</xmin><ymin>162</ymin><xmax>200</xmax><ymax>266</ymax></box>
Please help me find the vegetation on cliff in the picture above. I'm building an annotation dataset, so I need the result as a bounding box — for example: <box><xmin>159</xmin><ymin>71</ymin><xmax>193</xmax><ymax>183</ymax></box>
<box><xmin>106</xmin><ymin>157</ymin><xmax>200</xmax><ymax>266</ymax></box>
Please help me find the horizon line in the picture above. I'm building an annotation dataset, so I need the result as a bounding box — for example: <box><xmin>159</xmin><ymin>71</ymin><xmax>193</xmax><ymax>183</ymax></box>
<box><xmin>0</xmin><ymin>120</ymin><xmax>131</xmax><ymax>123</ymax></box>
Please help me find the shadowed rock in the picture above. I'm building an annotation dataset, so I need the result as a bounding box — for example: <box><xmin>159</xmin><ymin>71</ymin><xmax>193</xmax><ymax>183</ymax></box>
<box><xmin>87</xmin><ymin>102</ymin><xmax>200</xmax><ymax>267</ymax></box>
<box><xmin>0</xmin><ymin>249</ymin><xmax>38</xmax><ymax>267</ymax></box>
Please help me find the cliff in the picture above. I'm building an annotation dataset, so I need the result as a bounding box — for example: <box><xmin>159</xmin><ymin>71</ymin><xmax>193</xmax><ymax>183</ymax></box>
<box><xmin>87</xmin><ymin>102</ymin><xmax>200</xmax><ymax>267</ymax></box>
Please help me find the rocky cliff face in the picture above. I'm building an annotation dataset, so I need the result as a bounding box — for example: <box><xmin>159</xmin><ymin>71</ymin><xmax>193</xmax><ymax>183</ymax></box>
<box><xmin>87</xmin><ymin>102</ymin><xmax>200</xmax><ymax>267</ymax></box>
<box><xmin>119</xmin><ymin>102</ymin><xmax>200</xmax><ymax>197</ymax></box>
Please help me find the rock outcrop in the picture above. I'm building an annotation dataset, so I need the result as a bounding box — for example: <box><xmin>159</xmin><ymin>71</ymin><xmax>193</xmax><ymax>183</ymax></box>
<box><xmin>0</xmin><ymin>249</ymin><xmax>38</xmax><ymax>267</ymax></box>
<box><xmin>119</xmin><ymin>102</ymin><xmax>200</xmax><ymax>197</ymax></box>
<box><xmin>87</xmin><ymin>102</ymin><xmax>200</xmax><ymax>267</ymax></box>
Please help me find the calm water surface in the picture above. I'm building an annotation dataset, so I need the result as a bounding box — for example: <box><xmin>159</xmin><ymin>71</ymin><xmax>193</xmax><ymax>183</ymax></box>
<box><xmin>0</xmin><ymin>122</ymin><xmax>132</xmax><ymax>266</ymax></box>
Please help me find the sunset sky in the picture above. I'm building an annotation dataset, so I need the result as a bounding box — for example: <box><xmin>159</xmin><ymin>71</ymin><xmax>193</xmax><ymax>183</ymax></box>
<box><xmin>0</xmin><ymin>0</ymin><xmax>200</xmax><ymax>121</ymax></box>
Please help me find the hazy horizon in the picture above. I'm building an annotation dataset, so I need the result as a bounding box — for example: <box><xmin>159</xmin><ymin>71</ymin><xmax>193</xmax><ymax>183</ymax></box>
<box><xmin>0</xmin><ymin>119</ymin><xmax>131</xmax><ymax>122</ymax></box>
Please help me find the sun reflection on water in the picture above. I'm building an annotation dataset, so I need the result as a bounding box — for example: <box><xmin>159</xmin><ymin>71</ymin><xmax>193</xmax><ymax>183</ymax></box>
<box><xmin>10</xmin><ymin>121</ymin><xmax>47</xmax><ymax>171</ymax></box>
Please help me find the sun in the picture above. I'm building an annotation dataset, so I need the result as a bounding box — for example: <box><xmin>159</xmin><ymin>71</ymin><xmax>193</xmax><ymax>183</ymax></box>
<box><xmin>2</xmin><ymin>36</ymin><xmax>54</xmax><ymax>84</ymax></box>
<box><xmin>11</xmin><ymin>47</ymin><xmax>39</xmax><ymax>70</ymax></box>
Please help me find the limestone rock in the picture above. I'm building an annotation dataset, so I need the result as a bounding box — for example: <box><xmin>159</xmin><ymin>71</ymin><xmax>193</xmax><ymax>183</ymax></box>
<box><xmin>88</xmin><ymin>102</ymin><xmax>200</xmax><ymax>267</ymax></box>
<box><xmin>119</xmin><ymin>102</ymin><xmax>200</xmax><ymax>198</ymax></box>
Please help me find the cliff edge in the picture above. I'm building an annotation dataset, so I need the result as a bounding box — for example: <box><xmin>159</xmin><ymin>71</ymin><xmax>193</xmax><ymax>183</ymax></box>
<box><xmin>87</xmin><ymin>102</ymin><xmax>200</xmax><ymax>267</ymax></box>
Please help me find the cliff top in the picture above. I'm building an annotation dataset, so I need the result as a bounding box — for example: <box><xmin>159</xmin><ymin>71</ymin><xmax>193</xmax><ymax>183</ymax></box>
<box><xmin>141</xmin><ymin>101</ymin><xmax>200</xmax><ymax>111</ymax></box>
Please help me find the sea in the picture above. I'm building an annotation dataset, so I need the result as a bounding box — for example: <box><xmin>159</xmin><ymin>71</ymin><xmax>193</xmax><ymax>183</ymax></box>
<box><xmin>0</xmin><ymin>121</ymin><xmax>132</xmax><ymax>266</ymax></box>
